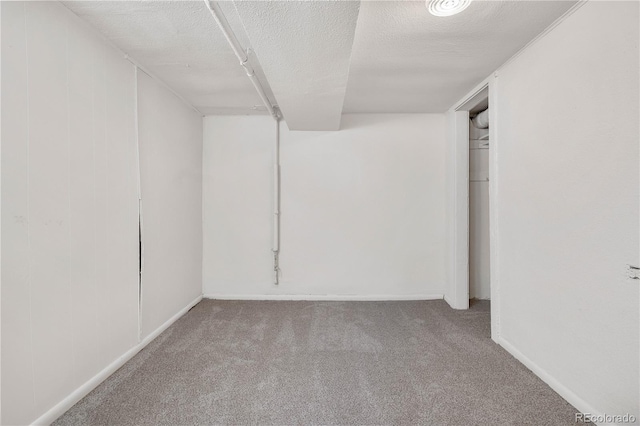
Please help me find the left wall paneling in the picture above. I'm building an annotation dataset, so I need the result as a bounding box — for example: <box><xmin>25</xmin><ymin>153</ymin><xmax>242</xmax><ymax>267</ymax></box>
<box><xmin>1</xmin><ymin>2</ymin><xmax>139</xmax><ymax>424</ymax></box>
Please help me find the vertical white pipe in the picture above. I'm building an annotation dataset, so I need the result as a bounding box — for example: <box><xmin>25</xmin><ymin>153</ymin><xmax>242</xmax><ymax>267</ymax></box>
<box><xmin>273</xmin><ymin>119</ymin><xmax>280</xmax><ymax>252</ymax></box>
<box><xmin>203</xmin><ymin>0</ymin><xmax>281</xmax><ymax>283</ymax></box>
<box><xmin>273</xmin><ymin>119</ymin><xmax>280</xmax><ymax>284</ymax></box>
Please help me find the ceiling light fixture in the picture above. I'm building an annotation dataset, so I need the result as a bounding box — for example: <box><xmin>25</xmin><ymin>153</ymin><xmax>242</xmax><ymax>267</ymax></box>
<box><xmin>427</xmin><ymin>0</ymin><xmax>472</xmax><ymax>17</ymax></box>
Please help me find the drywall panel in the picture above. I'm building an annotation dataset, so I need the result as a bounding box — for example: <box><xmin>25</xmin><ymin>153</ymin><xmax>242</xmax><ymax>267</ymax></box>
<box><xmin>494</xmin><ymin>1</ymin><xmax>638</xmax><ymax>417</ymax></box>
<box><xmin>25</xmin><ymin>2</ymin><xmax>75</xmax><ymax>414</ymax></box>
<box><xmin>1</xmin><ymin>2</ymin><xmax>34</xmax><ymax>422</ymax></box>
<box><xmin>1</xmin><ymin>2</ymin><xmax>139</xmax><ymax>424</ymax></box>
<box><xmin>67</xmin><ymin>9</ymin><xmax>98</xmax><ymax>384</ymax></box>
<box><xmin>137</xmin><ymin>72</ymin><xmax>203</xmax><ymax>339</ymax></box>
<box><xmin>102</xmin><ymin>25</ymin><xmax>140</xmax><ymax>365</ymax></box>
<box><xmin>203</xmin><ymin>114</ymin><xmax>446</xmax><ymax>297</ymax></box>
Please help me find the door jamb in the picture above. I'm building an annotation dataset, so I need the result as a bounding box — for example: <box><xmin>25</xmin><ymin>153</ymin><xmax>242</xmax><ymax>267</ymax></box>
<box><xmin>449</xmin><ymin>77</ymin><xmax>500</xmax><ymax>342</ymax></box>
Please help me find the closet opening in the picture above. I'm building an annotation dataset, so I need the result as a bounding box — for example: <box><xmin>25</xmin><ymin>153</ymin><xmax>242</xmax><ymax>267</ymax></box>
<box><xmin>451</xmin><ymin>83</ymin><xmax>497</xmax><ymax>339</ymax></box>
<box><xmin>468</xmin><ymin>100</ymin><xmax>490</xmax><ymax>304</ymax></box>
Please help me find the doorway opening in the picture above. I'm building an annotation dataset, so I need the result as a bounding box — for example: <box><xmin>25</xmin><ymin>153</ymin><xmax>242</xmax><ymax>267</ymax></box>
<box><xmin>468</xmin><ymin>99</ymin><xmax>490</xmax><ymax>303</ymax></box>
<box><xmin>451</xmin><ymin>82</ymin><xmax>497</xmax><ymax>339</ymax></box>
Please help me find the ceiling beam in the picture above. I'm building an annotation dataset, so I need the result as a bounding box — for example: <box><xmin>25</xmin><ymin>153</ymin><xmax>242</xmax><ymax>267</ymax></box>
<box><xmin>232</xmin><ymin>1</ymin><xmax>360</xmax><ymax>131</ymax></box>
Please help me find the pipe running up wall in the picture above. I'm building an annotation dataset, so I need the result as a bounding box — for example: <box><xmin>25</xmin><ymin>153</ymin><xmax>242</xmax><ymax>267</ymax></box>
<box><xmin>204</xmin><ymin>0</ymin><xmax>281</xmax><ymax>285</ymax></box>
<box><xmin>273</xmin><ymin>119</ymin><xmax>281</xmax><ymax>284</ymax></box>
<box><xmin>204</xmin><ymin>1</ymin><xmax>277</xmax><ymax>120</ymax></box>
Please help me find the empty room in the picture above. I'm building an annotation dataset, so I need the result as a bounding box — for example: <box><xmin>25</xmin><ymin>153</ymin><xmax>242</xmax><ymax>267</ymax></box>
<box><xmin>1</xmin><ymin>0</ymin><xmax>638</xmax><ymax>425</ymax></box>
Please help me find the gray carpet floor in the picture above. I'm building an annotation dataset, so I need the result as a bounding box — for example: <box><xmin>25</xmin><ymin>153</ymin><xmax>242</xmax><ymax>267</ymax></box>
<box><xmin>54</xmin><ymin>299</ymin><xmax>578</xmax><ymax>425</ymax></box>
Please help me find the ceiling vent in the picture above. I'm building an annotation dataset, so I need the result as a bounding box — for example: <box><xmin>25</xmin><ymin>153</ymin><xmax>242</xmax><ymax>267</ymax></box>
<box><xmin>427</xmin><ymin>0</ymin><xmax>472</xmax><ymax>17</ymax></box>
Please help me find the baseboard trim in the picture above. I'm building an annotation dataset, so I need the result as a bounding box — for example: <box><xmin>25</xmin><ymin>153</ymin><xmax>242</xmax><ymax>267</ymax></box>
<box><xmin>443</xmin><ymin>294</ymin><xmax>469</xmax><ymax>310</ymax></box>
<box><xmin>443</xmin><ymin>294</ymin><xmax>454</xmax><ymax>307</ymax></box>
<box><xmin>31</xmin><ymin>295</ymin><xmax>203</xmax><ymax>426</ymax></box>
<box><xmin>203</xmin><ymin>293</ymin><xmax>444</xmax><ymax>301</ymax></box>
<box><xmin>497</xmin><ymin>336</ymin><xmax>606</xmax><ymax>425</ymax></box>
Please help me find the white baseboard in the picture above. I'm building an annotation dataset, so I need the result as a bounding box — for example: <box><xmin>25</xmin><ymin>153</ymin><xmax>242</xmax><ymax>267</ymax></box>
<box><xmin>203</xmin><ymin>293</ymin><xmax>444</xmax><ymax>301</ymax></box>
<box><xmin>497</xmin><ymin>336</ymin><xmax>608</xmax><ymax>425</ymax></box>
<box><xmin>31</xmin><ymin>295</ymin><xmax>203</xmax><ymax>426</ymax></box>
<box><xmin>443</xmin><ymin>294</ymin><xmax>461</xmax><ymax>309</ymax></box>
<box><xmin>443</xmin><ymin>293</ymin><xmax>471</xmax><ymax>310</ymax></box>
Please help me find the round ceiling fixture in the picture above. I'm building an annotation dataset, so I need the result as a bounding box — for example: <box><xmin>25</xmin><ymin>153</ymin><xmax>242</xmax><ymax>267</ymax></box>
<box><xmin>427</xmin><ymin>0</ymin><xmax>472</xmax><ymax>17</ymax></box>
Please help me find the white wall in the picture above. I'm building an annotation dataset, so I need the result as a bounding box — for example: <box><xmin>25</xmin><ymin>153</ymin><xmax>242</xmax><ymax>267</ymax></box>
<box><xmin>1</xmin><ymin>3</ymin><xmax>138</xmax><ymax>424</ymax></box>
<box><xmin>202</xmin><ymin>116</ymin><xmax>274</xmax><ymax>296</ymax></box>
<box><xmin>203</xmin><ymin>114</ymin><xmax>446</xmax><ymax>298</ymax></box>
<box><xmin>137</xmin><ymin>72</ymin><xmax>203</xmax><ymax>338</ymax></box>
<box><xmin>490</xmin><ymin>0</ymin><xmax>638</xmax><ymax>418</ymax></box>
<box><xmin>1</xmin><ymin>2</ymin><xmax>204</xmax><ymax>424</ymax></box>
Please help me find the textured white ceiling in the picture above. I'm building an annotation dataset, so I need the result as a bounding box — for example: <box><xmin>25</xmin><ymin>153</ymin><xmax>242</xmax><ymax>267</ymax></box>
<box><xmin>232</xmin><ymin>1</ymin><xmax>360</xmax><ymax>130</ymax></box>
<box><xmin>343</xmin><ymin>0</ymin><xmax>577</xmax><ymax>113</ymax></box>
<box><xmin>62</xmin><ymin>0</ymin><xmax>273</xmax><ymax>115</ymax></box>
<box><xmin>63</xmin><ymin>0</ymin><xmax>577</xmax><ymax>126</ymax></box>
